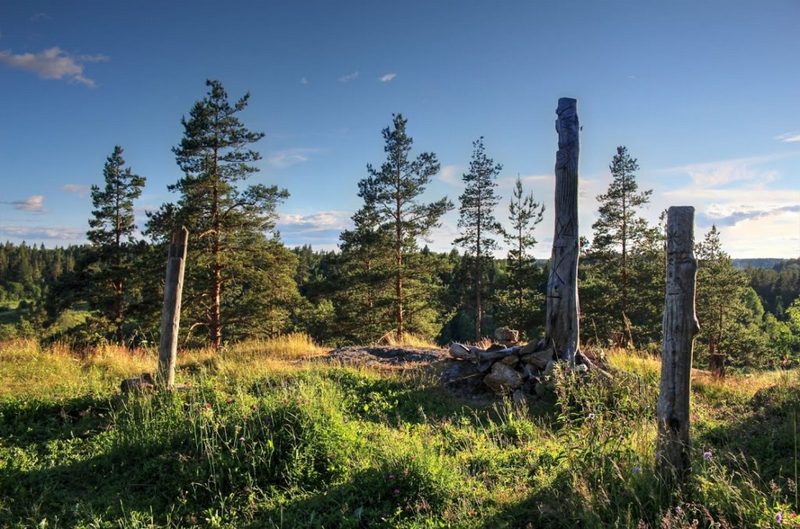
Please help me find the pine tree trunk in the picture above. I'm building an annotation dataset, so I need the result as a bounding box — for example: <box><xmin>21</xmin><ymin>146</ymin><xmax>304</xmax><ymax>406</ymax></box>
<box><xmin>475</xmin><ymin>212</ymin><xmax>482</xmax><ymax>341</ymax></box>
<box><xmin>210</xmin><ymin>151</ymin><xmax>222</xmax><ymax>350</ymax></box>
<box><xmin>546</xmin><ymin>98</ymin><xmax>581</xmax><ymax>363</ymax></box>
<box><xmin>657</xmin><ymin>206</ymin><xmax>700</xmax><ymax>482</ymax></box>
<box><xmin>395</xmin><ymin>188</ymin><xmax>404</xmax><ymax>341</ymax></box>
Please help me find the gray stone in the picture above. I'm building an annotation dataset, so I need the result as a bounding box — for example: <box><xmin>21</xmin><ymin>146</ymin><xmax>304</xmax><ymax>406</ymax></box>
<box><xmin>500</xmin><ymin>354</ymin><xmax>519</xmax><ymax>366</ymax></box>
<box><xmin>483</xmin><ymin>362</ymin><xmax>523</xmax><ymax>394</ymax></box>
<box><xmin>512</xmin><ymin>389</ymin><xmax>528</xmax><ymax>407</ymax></box>
<box><xmin>522</xmin><ymin>347</ymin><xmax>554</xmax><ymax>370</ymax></box>
<box><xmin>448</xmin><ymin>342</ymin><xmax>473</xmax><ymax>360</ymax></box>
<box><xmin>120</xmin><ymin>373</ymin><xmax>155</xmax><ymax>395</ymax></box>
<box><xmin>493</xmin><ymin>327</ymin><xmax>520</xmax><ymax>344</ymax></box>
<box><xmin>543</xmin><ymin>360</ymin><xmax>556</xmax><ymax>376</ymax></box>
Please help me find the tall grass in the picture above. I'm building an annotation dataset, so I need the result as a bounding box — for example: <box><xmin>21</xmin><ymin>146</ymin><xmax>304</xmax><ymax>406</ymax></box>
<box><xmin>1</xmin><ymin>338</ymin><xmax>798</xmax><ymax>528</ymax></box>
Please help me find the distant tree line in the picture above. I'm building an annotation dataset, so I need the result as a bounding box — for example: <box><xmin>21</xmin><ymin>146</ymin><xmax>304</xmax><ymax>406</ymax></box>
<box><xmin>1</xmin><ymin>79</ymin><xmax>798</xmax><ymax>370</ymax></box>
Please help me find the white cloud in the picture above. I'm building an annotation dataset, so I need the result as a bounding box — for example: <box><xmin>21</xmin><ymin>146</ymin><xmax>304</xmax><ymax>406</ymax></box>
<box><xmin>438</xmin><ymin>165</ymin><xmax>461</xmax><ymax>186</ymax></box>
<box><xmin>300</xmin><ymin>76</ymin><xmax>308</xmax><ymax>85</ymax></box>
<box><xmin>7</xmin><ymin>195</ymin><xmax>45</xmax><ymax>212</ymax></box>
<box><xmin>775</xmin><ymin>132</ymin><xmax>800</xmax><ymax>144</ymax></box>
<box><xmin>267</xmin><ymin>147</ymin><xmax>320</xmax><ymax>168</ymax></box>
<box><xmin>379</xmin><ymin>72</ymin><xmax>397</xmax><ymax>83</ymax></box>
<box><xmin>661</xmin><ymin>154</ymin><xmax>786</xmax><ymax>188</ymax></box>
<box><xmin>279</xmin><ymin>210</ymin><xmax>352</xmax><ymax>232</ymax></box>
<box><xmin>62</xmin><ymin>184</ymin><xmax>90</xmax><ymax>196</ymax></box>
<box><xmin>0</xmin><ymin>225</ymin><xmax>83</xmax><ymax>241</ymax></box>
<box><xmin>337</xmin><ymin>71</ymin><xmax>359</xmax><ymax>83</ymax></box>
<box><xmin>0</xmin><ymin>47</ymin><xmax>108</xmax><ymax>87</ymax></box>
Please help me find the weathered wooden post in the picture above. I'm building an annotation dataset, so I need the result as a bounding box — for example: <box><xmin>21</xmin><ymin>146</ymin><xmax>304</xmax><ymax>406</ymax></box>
<box><xmin>546</xmin><ymin>97</ymin><xmax>581</xmax><ymax>364</ymax></box>
<box><xmin>157</xmin><ymin>227</ymin><xmax>188</xmax><ymax>388</ymax></box>
<box><xmin>657</xmin><ymin>207</ymin><xmax>700</xmax><ymax>481</ymax></box>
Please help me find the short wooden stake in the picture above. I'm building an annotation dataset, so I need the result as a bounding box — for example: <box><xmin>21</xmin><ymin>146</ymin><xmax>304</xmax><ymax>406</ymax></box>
<box><xmin>657</xmin><ymin>207</ymin><xmax>700</xmax><ymax>482</ymax></box>
<box><xmin>157</xmin><ymin>227</ymin><xmax>188</xmax><ymax>388</ymax></box>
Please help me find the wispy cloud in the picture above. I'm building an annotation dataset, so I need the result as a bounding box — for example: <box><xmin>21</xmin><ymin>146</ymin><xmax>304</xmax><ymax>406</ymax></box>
<box><xmin>30</xmin><ymin>12</ymin><xmax>51</xmax><ymax>22</ymax></box>
<box><xmin>379</xmin><ymin>72</ymin><xmax>397</xmax><ymax>83</ymax></box>
<box><xmin>300</xmin><ymin>76</ymin><xmax>308</xmax><ymax>85</ymax></box>
<box><xmin>702</xmin><ymin>204</ymin><xmax>800</xmax><ymax>227</ymax></box>
<box><xmin>660</xmin><ymin>154</ymin><xmax>789</xmax><ymax>188</ymax></box>
<box><xmin>775</xmin><ymin>131</ymin><xmax>800</xmax><ymax>144</ymax></box>
<box><xmin>267</xmin><ymin>147</ymin><xmax>321</xmax><ymax>168</ymax></box>
<box><xmin>438</xmin><ymin>165</ymin><xmax>461</xmax><ymax>186</ymax></box>
<box><xmin>277</xmin><ymin>210</ymin><xmax>352</xmax><ymax>249</ymax></box>
<box><xmin>0</xmin><ymin>47</ymin><xmax>108</xmax><ymax>87</ymax></box>
<box><xmin>279</xmin><ymin>211</ymin><xmax>351</xmax><ymax>232</ymax></box>
<box><xmin>62</xmin><ymin>184</ymin><xmax>90</xmax><ymax>196</ymax></box>
<box><xmin>0</xmin><ymin>225</ymin><xmax>83</xmax><ymax>241</ymax></box>
<box><xmin>337</xmin><ymin>71</ymin><xmax>359</xmax><ymax>83</ymax></box>
<box><xmin>2</xmin><ymin>195</ymin><xmax>45</xmax><ymax>212</ymax></box>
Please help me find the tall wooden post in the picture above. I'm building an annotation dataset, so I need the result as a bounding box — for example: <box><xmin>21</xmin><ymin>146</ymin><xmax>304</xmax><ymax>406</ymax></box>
<box><xmin>157</xmin><ymin>227</ymin><xmax>188</xmax><ymax>388</ymax></box>
<box><xmin>657</xmin><ymin>207</ymin><xmax>700</xmax><ymax>481</ymax></box>
<box><xmin>546</xmin><ymin>97</ymin><xmax>581</xmax><ymax>363</ymax></box>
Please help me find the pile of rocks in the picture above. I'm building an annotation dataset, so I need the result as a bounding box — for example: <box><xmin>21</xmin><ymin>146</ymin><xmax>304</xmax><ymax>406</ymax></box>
<box><xmin>444</xmin><ymin>327</ymin><xmax>587</xmax><ymax>402</ymax></box>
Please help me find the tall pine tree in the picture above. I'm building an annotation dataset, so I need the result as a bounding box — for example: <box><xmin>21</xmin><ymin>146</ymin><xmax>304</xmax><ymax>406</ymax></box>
<box><xmin>454</xmin><ymin>137</ymin><xmax>503</xmax><ymax>340</ymax></box>
<box><xmin>498</xmin><ymin>176</ymin><xmax>545</xmax><ymax>337</ymax></box>
<box><xmin>147</xmin><ymin>80</ymin><xmax>289</xmax><ymax>348</ymax></box>
<box><xmin>87</xmin><ymin>145</ymin><xmax>146</xmax><ymax>340</ymax></box>
<box><xmin>359</xmin><ymin>114</ymin><xmax>452</xmax><ymax>340</ymax></box>
<box><xmin>587</xmin><ymin>146</ymin><xmax>654</xmax><ymax>346</ymax></box>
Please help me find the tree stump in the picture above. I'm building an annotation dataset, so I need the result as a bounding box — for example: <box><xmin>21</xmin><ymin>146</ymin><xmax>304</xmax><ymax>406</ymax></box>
<box><xmin>657</xmin><ymin>206</ymin><xmax>700</xmax><ymax>482</ymax></box>
<box><xmin>546</xmin><ymin>97</ymin><xmax>581</xmax><ymax>363</ymax></box>
<box><xmin>157</xmin><ymin>227</ymin><xmax>188</xmax><ymax>388</ymax></box>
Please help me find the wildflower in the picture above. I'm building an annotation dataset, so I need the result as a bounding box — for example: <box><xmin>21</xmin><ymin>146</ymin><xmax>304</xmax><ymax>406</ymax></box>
<box><xmin>388</xmin><ymin>474</ymin><xmax>395</xmax><ymax>481</ymax></box>
<box><xmin>393</xmin><ymin>488</ymin><xmax>400</xmax><ymax>496</ymax></box>
<box><xmin>776</xmin><ymin>512</ymin><xmax>783</xmax><ymax>524</ymax></box>
<box><xmin>675</xmin><ymin>506</ymin><xmax>683</xmax><ymax>516</ymax></box>
<box><xmin>239</xmin><ymin>436</ymin><xmax>246</xmax><ymax>443</ymax></box>
<box><xmin>703</xmin><ymin>450</ymin><xmax>713</xmax><ymax>461</ymax></box>
<box><xmin>587</xmin><ymin>413</ymin><xmax>595</xmax><ymax>421</ymax></box>
<box><xmin>632</xmin><ymin>465</ymin><xmax>640</xmax><ymax>476</ymax></box>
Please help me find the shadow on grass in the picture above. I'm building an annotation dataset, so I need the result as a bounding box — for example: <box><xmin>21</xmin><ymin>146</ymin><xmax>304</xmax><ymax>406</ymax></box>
<box><xmin>0</xmin><ymin>394</ymin><xmax>113</xmax><ymax>448</ymax></box>
<box><xmin>699</xmin><ymin>382</ymin><xmax>800</xmax><ymax>479</ymax></box>
<box><xmin>0</xmin><ymin>431</ymin><xmax>197</xmax><ymax>527</ymax></box>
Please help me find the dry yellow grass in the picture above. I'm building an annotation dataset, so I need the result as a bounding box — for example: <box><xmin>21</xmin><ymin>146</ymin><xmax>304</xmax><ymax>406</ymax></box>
<box><xmin>376</xmin><ymin>331</ymin><xmax>441</xmax><ymax>349</ymax></box>
<box><xmin>0</xmin><ymin>333</ymin><xmax>325</xmax><ymax>398</ymax></box>
<box><xmin>606</xmin><ymin>346</ymin><xmax>800</xmax><ymax>400</ymax></box>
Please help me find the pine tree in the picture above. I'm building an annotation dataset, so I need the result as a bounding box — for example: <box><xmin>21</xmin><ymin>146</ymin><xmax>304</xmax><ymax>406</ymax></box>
<box><xmin>86</xmin><ymin>145</ymin><xmax>146</xmax><ymax>340</ymax></box>
<box><xmin>589</xmin><ymin>146</ymin><xmax>654</xmax><ymax>346</ymax></box>
<box><xmin>498</xmin><ymin>176</ymin><xmax>545</xmax><ymax>337</ymax></box>
<box><xmin>696</xmin><ymin>225</ymin><xmax>766</xmax><ymax>371</ymax></box>
<box><xmin>454</xmin><ymin>138</ymin><xmax>503</xmax><ymax>340</ymax></box>
<box><xmin>336</xmin><ymin>182</ymin><xmax>394</xmax><ymax>343</ymax></box>
<box><xmin>359</xmin><ymin>114</ymin><xmax>452</xmax><ymax>340</ymax></box>
<box><xmin>147</xmin><ymin>79</ymin><xmax>289</xmax><ymax>348</ymax></box>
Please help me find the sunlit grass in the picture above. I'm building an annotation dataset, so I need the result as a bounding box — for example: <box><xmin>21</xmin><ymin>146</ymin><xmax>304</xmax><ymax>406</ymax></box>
<box><xmin>376</xmin><ymin>331</ymin><xmax>442</xmax><ymax>349</ymax></box>
<box><xmin>1</xmin><ymin>339</ymin><xmax>798</xmax><ymax>528</ymax></box>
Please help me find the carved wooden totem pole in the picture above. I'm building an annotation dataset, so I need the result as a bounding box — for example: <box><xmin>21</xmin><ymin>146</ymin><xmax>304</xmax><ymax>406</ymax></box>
<box><xmin>545</xmin><ymin>98</ymin><xmax>581</xmax><ymax>363</ymax></box>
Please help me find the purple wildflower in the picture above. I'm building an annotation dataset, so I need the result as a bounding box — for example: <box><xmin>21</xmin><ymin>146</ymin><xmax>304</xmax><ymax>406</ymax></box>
<box><xmin>776</xmin><ymin>512</ymin><xmax>783</xmax><ymax>524</ymax></box>
<box><xmin>632</xmin><ymin>465</ymin><xmax>641</xmax><ymax>476</ymax></box>
<box><xmin>388</xmin><ymin>474</ymin><xmax>395</xmax><ymax>481</ymax></box>
<box><xmin>393</xmin><ymin>488</ymin><xmax>400</xmax><ymax>496</ymax></box>
<box><xmin>675</xmin><ymin>506</ymin><xmax>683</xmax><ymax>516</ymax></box>
<box><xmin>703</xmin><ymin>450</ymin><xmax>713</xmax><ymax>461</ymax></box>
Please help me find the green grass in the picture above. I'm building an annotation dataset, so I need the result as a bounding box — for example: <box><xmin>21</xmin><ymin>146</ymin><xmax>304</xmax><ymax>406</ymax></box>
<box><xmin>1</xmin><ymin>339</ymin><xmax>799</xmax><ymax>528</ymax></box>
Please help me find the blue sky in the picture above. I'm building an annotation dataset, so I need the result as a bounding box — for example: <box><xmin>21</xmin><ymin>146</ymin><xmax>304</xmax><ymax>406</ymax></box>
<box><xmin>0</xmin><ymin>0</ymin><xmax>798</xmax><ymax>257</ymax></box>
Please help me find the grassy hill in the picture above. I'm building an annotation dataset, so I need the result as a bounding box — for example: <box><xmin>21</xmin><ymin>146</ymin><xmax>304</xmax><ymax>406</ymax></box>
<box><xmin>1</xmin><ymin>336</ymin><xmax>798</xmax><ymax>528</ymax></box>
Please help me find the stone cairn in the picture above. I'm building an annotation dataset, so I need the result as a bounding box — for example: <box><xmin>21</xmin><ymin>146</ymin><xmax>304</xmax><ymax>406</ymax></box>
<box><xmin>446</xmin><ymin>327</ymin><xmax>587</xmax><ymax>403</ymax></box>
